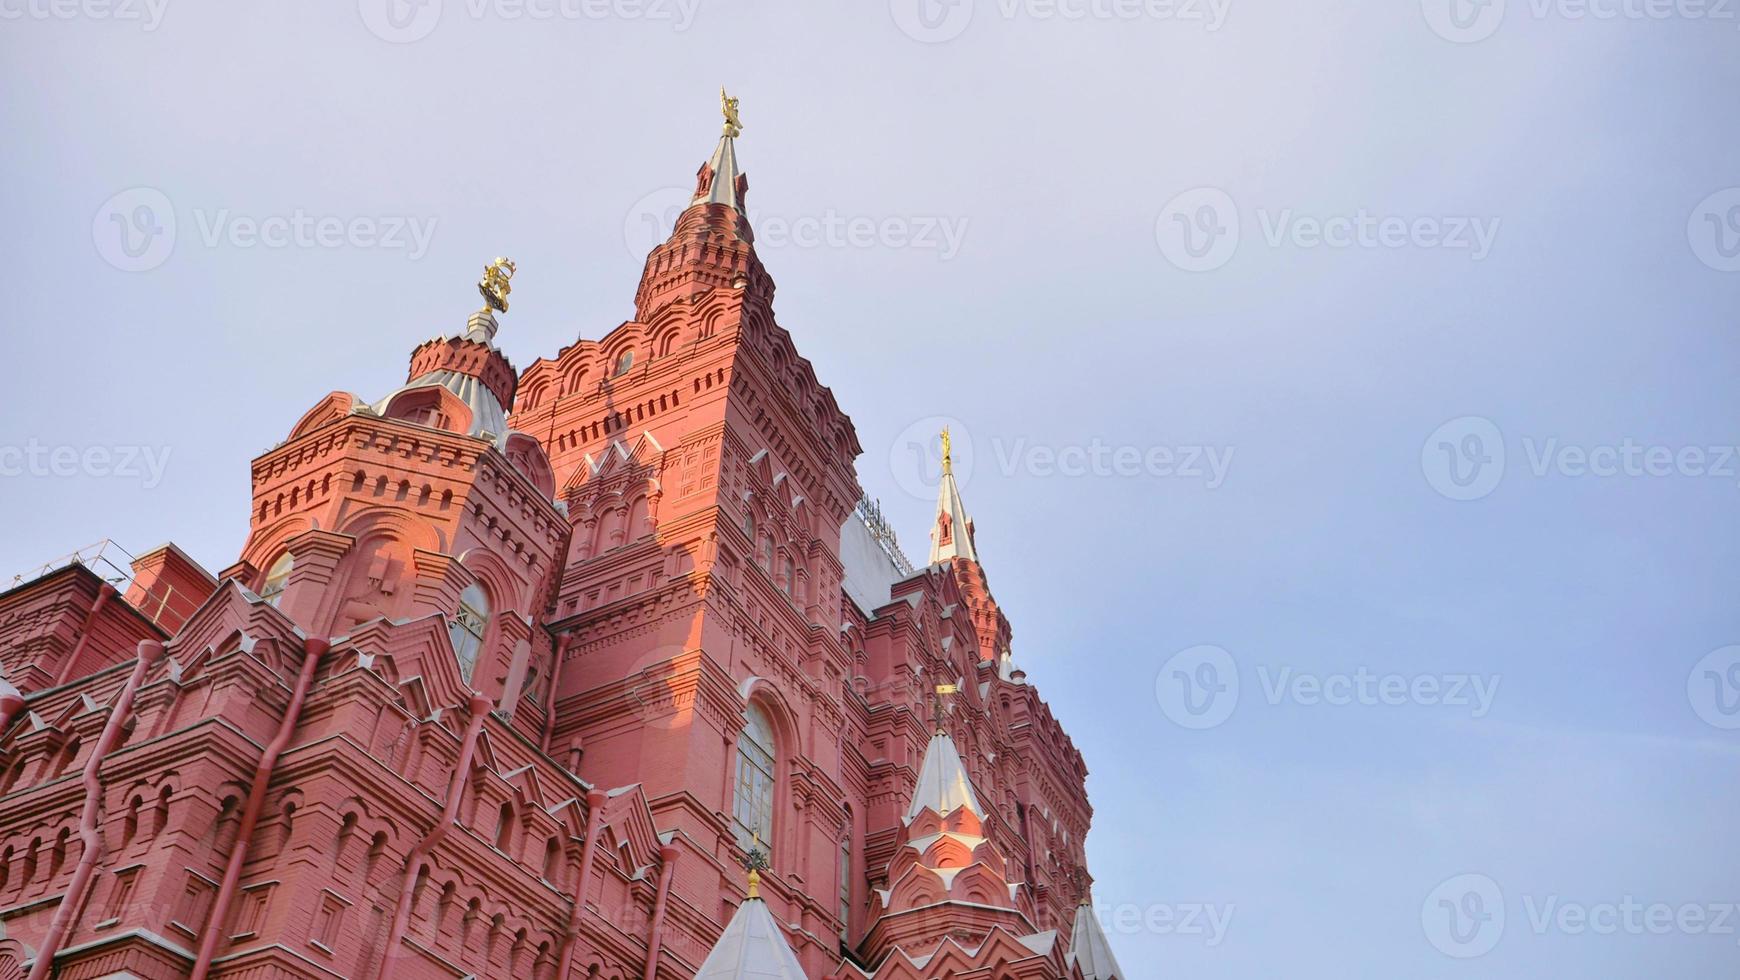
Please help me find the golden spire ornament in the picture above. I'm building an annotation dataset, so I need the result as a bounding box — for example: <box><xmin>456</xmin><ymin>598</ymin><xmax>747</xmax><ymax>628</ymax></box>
<box><xmin>720</xmin><ymin>87</ymin><xmax>743</xmax><ymax>138</ymax></box>
<box><xmin>478</xmin><ymin>257</ymin><xmax>516</xmax><ymax>314</ymax></box>
<box><xmin>940</xmin><ymin>426</ymin><xmax>953</xmax><ymax>476</ymax></box>
<box><xmin>742</xmin><ymin>836</ymin><xmax>770</xmax><ymax>900</ymax></box>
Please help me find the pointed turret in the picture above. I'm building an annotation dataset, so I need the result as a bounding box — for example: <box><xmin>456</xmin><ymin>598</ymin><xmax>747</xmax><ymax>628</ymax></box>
<box><xmin>1069</xmin><ymin>903</ymin><xmax>1127</xmax><ymax>980</ymax></box>
<box><xmin>634</xmin><ymin>90</ymin><xmax>773</xmax><ymax>320</ymax></box>
<box><xmin>695</xmin><ymin>847</ymin><xmax>807</xmax><ymax>980</ymax></box>
<box><xmin>906</xmin><ymin>731</ymin><xmax>984</xmax><ymax>823</ymax></box>
<box><xmin>929</xmin><ymin>427</ymin><xmax>978</xmax><ymax>564</ymax></box>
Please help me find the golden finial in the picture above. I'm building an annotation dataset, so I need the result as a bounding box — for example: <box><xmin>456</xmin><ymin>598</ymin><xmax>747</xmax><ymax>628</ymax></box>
<box><xmin>721</xmin><ymin>86</ymin><xmax>743</xmax><ymax>138</ymax></box>
<box><xmin>940</xmin><ymin>427</ymin><xmax>953</xmax><ymax>476</ymax></box>
<box><xmin>933</xmin><ymin>682</ymin><xmax>959</xmax><ymax>735</ymax></box>
<box><xmin>478</xmin><ymin>257</ymin><xmax>516</xmax><ymax>314</ymax></box>
<box><xmin>742</xmin><ymin>834</ymin><xmax>770</xmax><ymax>900</ymax></box>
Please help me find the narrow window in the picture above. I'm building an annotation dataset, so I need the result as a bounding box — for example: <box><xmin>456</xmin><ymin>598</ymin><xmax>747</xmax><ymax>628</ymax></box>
<box><xmin>613</xmin><ymin>350</ymin><xmax>634</xmax><ymax>377</ymax></box>
<box><xmin>732</xmin><ymin>703</ymin><xmax>777</xmax><ymax>854</ymax></box>
<box><xmin>449</xmin><ymin>583</ymin><xmax>490</xmax><ymax>684</ymax></box>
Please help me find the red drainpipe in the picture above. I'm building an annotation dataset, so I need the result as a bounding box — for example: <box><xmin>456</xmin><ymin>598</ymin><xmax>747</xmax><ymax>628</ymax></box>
<box><xmin>187</xmin><ymin>635</ymin><xmax>328</xmax><ymax>980</ymax></box>
<box><xmin>540</xmin><ymin>632</ymin><xmax>572</xmax><ymax>753</ymax></box>
<box><xmin>27</xmin><ymin>638</ymin><xmax>164</xmax><ymax>980</ymax></box>
<box><xmin>377</xmin><ymin>691</ymin><xmax>494</xmax><ymax>979</ymax></box>
<box><xmin>54</xmin><ymin>583</ymin><xmax>117</xmax><ymax>687</ymax></box>
<box><xmin>553</xmin><ymin>788</ymin><xmax>610</xmax><ymax>978</ymax></box>
<box><xmin>641</xmin><ymin>844</ymin><xmax>681</xmax><ymax>980</ymax></box>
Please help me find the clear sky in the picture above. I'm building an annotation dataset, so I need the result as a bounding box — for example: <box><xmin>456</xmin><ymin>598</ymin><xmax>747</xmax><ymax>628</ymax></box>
<box><xmin>3</xmin><ymin>1</ymin><xmax>1737</xmax><ymax>976</ymax></box>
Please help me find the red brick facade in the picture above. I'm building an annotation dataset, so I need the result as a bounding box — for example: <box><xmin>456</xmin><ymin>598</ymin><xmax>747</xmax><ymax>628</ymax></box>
<box><xmin>0</xmin><ymin>126</ymin><xmax>1107</xmax><ymax>979</ymax></box>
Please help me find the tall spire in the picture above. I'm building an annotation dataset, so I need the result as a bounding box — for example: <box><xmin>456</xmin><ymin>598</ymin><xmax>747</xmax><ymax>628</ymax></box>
<box><xmin>1069</xmin><ymin>903</ymin><xmax>1128</xmax><ymax>980</ymax></box>
<box><xmin>693</xmin><ymin>87</ymin><xmax>747</xmax><ymax>211</ymax></box>
<box><xmin>632</xmin><ymin>90</ymin><xmax>770</xmax><ymax>320</ymax></box>
<box><xmin>928</xmin><ymin>427</ymin><xmax>978</xmax><ymax>564</ymax></box>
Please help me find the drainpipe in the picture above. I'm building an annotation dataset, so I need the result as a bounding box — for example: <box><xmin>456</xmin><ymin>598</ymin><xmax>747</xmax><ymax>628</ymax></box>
<box><xmin>641</xmin><ymin>844</ymin><xmax>681</xmax><ymax>980</ymax></box>
<box><xmin>187</xmin><ymin>636</ymin><xmax>328</xmax><ymax>980</ymax></box>
<box><xmin>553</xmin><ymin>788</ymin><xmax>610</xmax><ymax>979</ymax></box>
<box><xmin>54</xmin><ymin>583</ymin><xmax>117</xmax><ymax>686</ymax></box>
<box><xmin>378</xmin><ymin>691</ymin><xmax>493</xmax><ymax>979</ymax></box>
<box><xmin>27</xmin><ymin>638</ymin><xmax>164</xmax><ymax>980</ymax></box>
<box><xmin>540</xmin><ymin>632</ymin><xmax>571</xmax><ymax>753</ymax></box>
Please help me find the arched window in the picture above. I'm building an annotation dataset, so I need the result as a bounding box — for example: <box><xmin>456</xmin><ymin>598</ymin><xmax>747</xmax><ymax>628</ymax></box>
<box><xmin>780</xmin><ymin>555</ymin><xmax>795</xmax><ymax>596</ymax></box>
<box><xmin>732</xmin><ymin>703</ymin><xmax>776</xmax><ymax>854</ymax></box>
<box><xmin>613</xmin><ymin>350</ymin><xmax>634</xmax><ymax>377</ymax></box>
<box><xmin>259</xmin><ymin>552</ymin><xmax>294</xmax><ymax>607</ymax></box>
<box><xmin>449</xmin><ymin>583</ymin><xmax>490</xmax><ymax>684</ymax></box>
<box><xmin>743</xmin><ymin>507</ymin><xmax>755</xmax><ymax>541</ymax></box>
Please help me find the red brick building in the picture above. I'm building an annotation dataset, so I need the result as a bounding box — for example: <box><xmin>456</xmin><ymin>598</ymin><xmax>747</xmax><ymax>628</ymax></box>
<box><xmin>0</xmin><ymin>113</ymin><xmax>1125</xmax><ymax>980</ymax></box>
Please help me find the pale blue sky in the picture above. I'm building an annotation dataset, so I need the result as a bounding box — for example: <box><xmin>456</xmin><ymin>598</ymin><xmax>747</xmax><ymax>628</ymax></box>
<box><xmin>3</xmin><ymin>1</ymin><xmax>1738</xmax><ymax>976</ymax></box>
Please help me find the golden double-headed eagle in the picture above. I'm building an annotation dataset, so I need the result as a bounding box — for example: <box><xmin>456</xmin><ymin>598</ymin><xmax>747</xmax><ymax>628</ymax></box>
<box><xmin>478</xmin><ymin>257</ymin><xmax>516</xmax><ymax>313</ymax></box>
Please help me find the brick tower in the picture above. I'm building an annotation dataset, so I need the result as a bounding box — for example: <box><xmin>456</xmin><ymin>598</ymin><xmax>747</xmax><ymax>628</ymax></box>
<box><xmin>0</xmin><ymin>95</ymin><xmax>1119</xmax><ymax>980</ymax></box>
